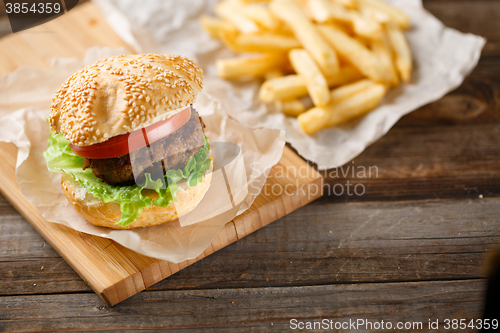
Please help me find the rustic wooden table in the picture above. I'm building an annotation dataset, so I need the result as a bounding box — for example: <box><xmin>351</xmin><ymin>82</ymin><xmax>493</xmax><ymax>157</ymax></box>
<box><xmin>0</xmin><ymin>0</ymin><xmax>499</xmax><ymax>331</ymax></box>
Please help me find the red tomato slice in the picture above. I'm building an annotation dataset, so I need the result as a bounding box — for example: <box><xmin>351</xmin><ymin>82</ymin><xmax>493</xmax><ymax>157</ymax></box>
<box><xmin>70</xmin><ymin>106</ymin><xmax>191</xmax><ymax>159</ymax></box>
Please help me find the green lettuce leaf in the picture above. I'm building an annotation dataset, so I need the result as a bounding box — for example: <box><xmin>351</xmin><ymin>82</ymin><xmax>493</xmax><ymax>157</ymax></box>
<box><xmin>44</xmin><ymin>131</ymin><xmax>212</xmax><ymax>227</ymax></box>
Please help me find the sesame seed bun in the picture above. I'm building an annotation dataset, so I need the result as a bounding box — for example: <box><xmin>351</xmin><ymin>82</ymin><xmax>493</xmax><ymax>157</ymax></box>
<box><xmin>60</xmin><ymin>166</ymin><xmax>213</xmax><ymax>230</ymax></box>
<box><xmin>49</xmin><ymin>53</ymin><xmax>203</xmax><ymax>147</ymax></box>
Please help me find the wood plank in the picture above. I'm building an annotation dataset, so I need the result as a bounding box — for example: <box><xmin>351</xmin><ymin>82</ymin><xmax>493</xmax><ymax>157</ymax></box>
<box><xmin>318</xmin><ymin>123</ymin><xmax>500</xmax><ymax>201</ymax></box>
<box><xmin>396</xmin><ymin>71</ymin><xmax>500</xmax><ymax>127</ymax></box>
<box><xmin>0</xmin><ymin>214</ymin><xmax>59</xmax><ymax>259</ymax></box>
<box><xmin>0</xmin><ymin>1</ymin><xmax>124</xmax><ymax>75</ymax></box>
<box><xmin>0</xmin><ymin>18</ymin><xmax>10</xmax><ymax>39</ymax></box>
<box><xmin>424</xmin><ymin>0</ymin><xmax>500</xmax><ymax>56</ymax></box>
<box><xmin>0</xmin><ymin>280</ymin><xmax>486</xmax><ymax>331</ymax></box>
<box><xmin>2</xmin><ymin>196</ymin><xmax>497</xmax><ymax>295</ymax></box>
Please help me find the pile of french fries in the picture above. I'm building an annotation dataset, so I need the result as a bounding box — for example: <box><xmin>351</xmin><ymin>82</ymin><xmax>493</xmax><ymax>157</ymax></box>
<box><xmin>201</xmin><ymin>0</ymin><xmax>412</xmax><ymax>134</ymax></box>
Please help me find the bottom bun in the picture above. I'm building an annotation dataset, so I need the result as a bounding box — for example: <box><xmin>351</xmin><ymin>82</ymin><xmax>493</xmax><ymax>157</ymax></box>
<box><xmin>61</xmin><ymin>169</ymin><xmax>212</xmax><ymax>230</ymax></box>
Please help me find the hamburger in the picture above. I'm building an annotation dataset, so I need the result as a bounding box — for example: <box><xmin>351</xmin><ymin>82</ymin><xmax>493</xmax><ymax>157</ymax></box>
<box><xmin>44</xmin><ymin>54</ymin><xmax>213</xmax><ymax>229</ymax></box>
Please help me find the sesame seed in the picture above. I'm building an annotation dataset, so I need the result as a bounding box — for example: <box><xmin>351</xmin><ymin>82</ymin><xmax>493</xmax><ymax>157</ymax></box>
<box><xmin>50</xmin><ymin>53</ymin><xmax>202</xmax><ymax>146</ymax></box>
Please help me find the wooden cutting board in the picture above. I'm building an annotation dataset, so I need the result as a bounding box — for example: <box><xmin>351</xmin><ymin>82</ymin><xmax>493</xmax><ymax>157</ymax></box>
<box><xmin>0</xmin><ymin>2</ymin><xmax>324</xmax><ymax>306</ymax></box>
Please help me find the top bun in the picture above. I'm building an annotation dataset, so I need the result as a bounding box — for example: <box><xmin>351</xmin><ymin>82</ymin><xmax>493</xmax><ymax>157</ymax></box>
<box><xmin>49</xmin><ymin>54</ymin><xmax>203</xmax><ymax>147</ymax></box>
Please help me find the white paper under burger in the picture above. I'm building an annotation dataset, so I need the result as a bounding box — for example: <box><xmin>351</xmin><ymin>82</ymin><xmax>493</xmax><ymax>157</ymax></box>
<box><xmin>92</xmin><ymin>0</ymin><xmax>485</xmax><ymax>168</ymax></box>
<box><xmin>0</xmin><ymin>47</ymin><xmax>285</xmax><ymax>263</ymax></box>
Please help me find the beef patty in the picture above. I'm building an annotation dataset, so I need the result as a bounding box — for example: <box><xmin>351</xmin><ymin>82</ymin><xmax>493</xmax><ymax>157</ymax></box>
<box><xmin>83</xmin><ymin>109</ymin><xmax>205</xmax><ymax>186</ymax></box>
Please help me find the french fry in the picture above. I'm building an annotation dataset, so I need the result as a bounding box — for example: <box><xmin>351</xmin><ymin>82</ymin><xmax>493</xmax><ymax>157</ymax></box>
<box><xmin>262</xmin><ymin>70</ymin><xmax>306</xmax><ymax>116</ymax></box>
<box><xmin>305</xmin><ymin>0</ymin><xmax>333</xmax><ymax>23</ymax></box>
<box><xmin>264</xmin><ymin>70</ymin><xmax>284</xmax><ymax>81</ymax></box>
<box><xmin>224</xmin><ymin>32</ymin><xmax>301</xmax><ymax>53</ymax></box>
<box><xmin>218</xmin><ymin>31</ymin><xmax>241</xmax><ymax>53</ymax></box>
<box><xmin>289</xmin><ymin>49</ymin><xmax>331</xmax><ymax>107</ymax></box>
<box><xmin>326</xmin><ymin>65</ymin><xmax>364</xmax><ymax>87</ymax></box>
<box><xmin>200</xmin><ymin>15</ymin><xmax>238</xmax><ymax>39</ymax></box>
<box><xmin>204</xmin><ymin>0</ymin><xmax>412</xmax><ymax>132</ymax></box>
<box><xmin>317</xmin><ymin>24</ymin><xmax>384</xmax><ymax>82</ymax></box>
<box><xmin>216</xmin><ymin>53</ymin><xmax>287</xmax><ymax>79</ymax></box>
<box><xmin>269</xmin><ymin>0</ymin><xmax>340</xmax><ymax>76</ymax></box>
<box><xmin>297</xmin><ymin>83</ymin><xmax>387</xmax><ymax>134</ymax></box>
<box><xmin>332</xmin><ymin>0</ymin><xmax>356</xmax><ymax>9</ymax></box>
<box><xmin>275</xmin><ymin>24</ymin><xmax>295</xmax><ymax>37</ymax></box>
<box><xmin>215</xmin><ymin>1</ymin><xmax>260</xmax><ymax>33</ymax></box>
<box><xmin>259</xmin><ymin>75</ymin><xmax>309</xmax><ymax>102</ymax></box>
<box><xmin>371</xmin><ymin>30</ymin><xmax>399</xmax><ymax>85</ymax></box>
<box><xmin>328</xmin><ymin>2</ymin><xmax>352</xmax><ymax>22</ymax></box>
<box><xmin>276</xmin><ymin>99</ymin><xmax>306</xmax><ymax>117</ymax></box>
<box><xmin>350</xmin><ymin>12</ymin><xmax>382</xmax><ymax>39</ymax></box>
<box><xmin>329</xmin><ymin>79</ymin><xmax>377</xmax><ymax>103</ymax></box>
<box><xmin>322</xmin><ymin>2</ymin><xmax>382</xmax><ymax>40</ymax></box>
<box><xmin>259</xmin><ymin>65</ymin><xmax>363</xmax><ymax>102</ymax></box>
<box><xmin>231</xmin><ymin>1</ymin><xmax>280</xmax><ymax>31</ymax></box>
<box><xmin>386</xmin><ymin>23</ymin><xmax>412</xmax><ymax>82</ymax></box>
<box><xmin>359</xmin><ymin>6</ymin><xmax>391</xmax><ymax>24</ymax></box>
<box><xmin>357</xmin><ymin>0</ymin><xmax>410</xmax><ymax>29</ymax></box>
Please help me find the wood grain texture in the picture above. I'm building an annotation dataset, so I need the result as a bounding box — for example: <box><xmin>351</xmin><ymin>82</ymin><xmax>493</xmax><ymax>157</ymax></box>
<box><xmin>2</xmin><ymin>196</ymin><xmax>497</xmax><ymax>295</ymax></box>
<box><xmin>0</xmin><ymin>280</ymin><xmax>486</xmax><ymax>332</ymax></box>
<box><xmin>318</xmin><ymin>123</ymin><xmax>500</xmax><ymax>201</ymax></box>
<box><xmin>424</xmin><ymin>0</ymin><xmax>500</xmax><ymax>56</ymax></box>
